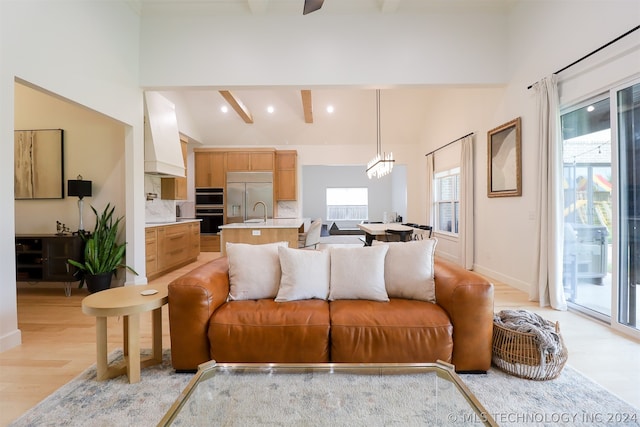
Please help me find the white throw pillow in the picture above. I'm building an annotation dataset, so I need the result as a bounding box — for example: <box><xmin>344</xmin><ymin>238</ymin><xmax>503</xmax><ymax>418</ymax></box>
<box><xmin>227</xmin><ymin>241</ymin><xmax>289</xmax><ymax>300</ymax></box>
<box><xmin>275</xmin><ymin>247</ymin><xmax>330</xmax><ymax>302</ymax></box>
<box><xmin>328</xmin><ymin>245</ymin><xmax>389</xmax><ymax>302</ymax></box>
<box><xmin>372</xmin><ymin>238</ymin><xmax>438</xmax><ymax>302</ymax></box>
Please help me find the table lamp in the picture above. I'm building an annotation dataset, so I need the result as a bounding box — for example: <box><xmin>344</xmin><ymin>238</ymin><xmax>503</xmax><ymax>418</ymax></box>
<box><xmin>67</xmin><ymin>175</ymin><xmax>92</xmax><ymax>233</ymax></box>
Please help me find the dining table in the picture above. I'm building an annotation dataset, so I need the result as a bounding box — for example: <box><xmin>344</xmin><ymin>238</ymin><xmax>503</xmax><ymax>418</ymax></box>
<box><xmin>357</xmin><ymin>222</ymin><xmax>415</xmax><ymax>246</ymax></box>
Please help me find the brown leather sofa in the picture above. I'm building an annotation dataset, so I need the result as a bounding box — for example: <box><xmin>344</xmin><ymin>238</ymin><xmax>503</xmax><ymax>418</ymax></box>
<box><xmin>168</xmin><ymin>256</ymin><xmax>494</xmax><ymax>372</ymax></box>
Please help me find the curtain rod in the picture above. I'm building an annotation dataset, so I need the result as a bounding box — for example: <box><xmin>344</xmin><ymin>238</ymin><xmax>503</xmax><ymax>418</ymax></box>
<box><xmin>424</xmin><ymin>132</ymin><xmax>474</xmax><ymax>157</ymax></box>
<box><xmin>527</xmin><ymin>24</ymin><xmax>640</xmax><ymax>90</ymax></box>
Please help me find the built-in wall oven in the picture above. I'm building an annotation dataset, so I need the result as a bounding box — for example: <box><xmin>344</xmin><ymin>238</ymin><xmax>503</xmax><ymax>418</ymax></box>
<box><xmin>195</xmin><ymin>188</ymin><xmax>224</xmax><ymax>234</ymax></box>
<box><xmin>195</xmin><ymin>187</ymin><xmax>224</xmax><ymax>206</ymax></box>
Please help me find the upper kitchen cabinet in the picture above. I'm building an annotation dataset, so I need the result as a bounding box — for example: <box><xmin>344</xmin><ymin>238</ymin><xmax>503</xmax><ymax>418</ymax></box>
<box><xmin>275</xmin><ymin>150</ymin><xmax>297</xmax><ymax>201</ymax></box>
<box><xmin>195</xmin><ymin>150</ymin><xmax>225</xmax><ymax>188</ymax></box>
<box><xmin>161</xmin><ymin>138</ymin><xmax>188</xmax><ymax>199</ymax></box>
<box><xmin>226</xmin><ymin>150</ymin><xmax>274</xmax><ymax>172</ymax></box>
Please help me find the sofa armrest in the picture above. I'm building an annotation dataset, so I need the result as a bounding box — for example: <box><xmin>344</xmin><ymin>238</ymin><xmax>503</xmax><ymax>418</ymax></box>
<box><xmin>434</xmin><ymin>258</ymin><xmax>494</xmax><ymax>372</ymax></box>
<box><xmin>168</xmin><ymin>256</ymin><xmax>230</xmax><ymax>370</ymax></box>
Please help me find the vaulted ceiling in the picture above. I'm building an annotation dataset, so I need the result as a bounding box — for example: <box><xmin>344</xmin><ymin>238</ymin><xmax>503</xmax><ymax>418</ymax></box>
<box><xmin>158</xmin><ymin>87</ymin><xmax>459</xmax><ymax>148</ymax></box>
<box><xmin>139</xmin><ymin>0</ymin><xmax>512</xmax><ymax>147</ymax></box>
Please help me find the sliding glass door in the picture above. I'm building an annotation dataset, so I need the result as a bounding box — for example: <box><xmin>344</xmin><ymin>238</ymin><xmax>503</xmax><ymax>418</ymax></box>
<box><xmin>617</xmin><ymin>80</ymin><xmax>640</xmax><ymax>332</ymax></box>
<box><xmin>561</xmin><ymin>98</ymin><xmax>612</xmax><ymax>319</ymax></box>
<box><xmin>560</xmin><ymin>79</ymin><xmax>640</xmax><ymax>336</ymax></box>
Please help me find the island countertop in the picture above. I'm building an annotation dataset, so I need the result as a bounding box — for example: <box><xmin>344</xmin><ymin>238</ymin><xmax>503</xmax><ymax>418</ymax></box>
<box><xmin>219</xmin><ymin>218</ymin><xmax>309</xmax><ymax>255</ymax></box>
<box><xmin>219</xmin><ymin>218</ymin><xmax>306</xmax><ymax>229</ymax></box>
<box><xmin>145</xmin><ymin>218</ymin><xmax>201</xmax><ymax>228</ymax></box>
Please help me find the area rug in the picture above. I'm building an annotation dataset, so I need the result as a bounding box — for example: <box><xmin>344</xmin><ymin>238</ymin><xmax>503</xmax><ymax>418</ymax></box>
<box><xmin>9</xmin><ymin>350</ymin><xmax>639</xmax><ymax>426</ymax></box>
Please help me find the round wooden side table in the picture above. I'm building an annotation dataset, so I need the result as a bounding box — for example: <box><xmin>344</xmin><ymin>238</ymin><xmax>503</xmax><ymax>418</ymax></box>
<box><xmin>81</xmin><ymin>284</ymin><xmax>168</xmax><ymax>383</ymax></box>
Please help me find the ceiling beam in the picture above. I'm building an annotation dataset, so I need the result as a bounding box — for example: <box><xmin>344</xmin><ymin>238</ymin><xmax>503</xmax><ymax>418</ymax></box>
<box><xmin>219</xmin><ymin>90</ymin><xmax>254</xmax><ymax>124</ymax></box>
<box><xmin>301</xmin><ymin>90</ymin><xmax>313</xmax><ymax>124</ymax></box>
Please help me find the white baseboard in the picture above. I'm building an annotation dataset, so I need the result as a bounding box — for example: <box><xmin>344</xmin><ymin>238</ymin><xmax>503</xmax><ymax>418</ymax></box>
<box><xmin>473</xmin><ymin>263</ymin><xmax>531</xmax><ymax>294</ymax></box>
<box><xmin>435</xmin><ymin>251</ymin><xmax>459</xmax><ymax>264</ymax></box>
<box><xmin>0</xmin><ymin>328</ymin><xmax>22</xmax><ymax>352</ymax></box>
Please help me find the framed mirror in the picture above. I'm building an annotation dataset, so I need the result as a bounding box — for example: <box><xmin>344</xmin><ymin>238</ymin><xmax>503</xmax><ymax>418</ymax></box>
<box><xmin>14</xmin><ymin>129</ymin><xmax>64</xmax><ymax>199</ymax></box>
<box><xmin>487</xmin><ymin>118</ymin><xmax>522</xmax><ymax>198</ymax></box>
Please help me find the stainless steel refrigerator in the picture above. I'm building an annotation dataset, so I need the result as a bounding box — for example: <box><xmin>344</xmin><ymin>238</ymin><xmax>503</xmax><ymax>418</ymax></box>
<box><xmin>226</xmin><ymin>172</ymin><xmax>274</xmax><ymax>223</ymax></box>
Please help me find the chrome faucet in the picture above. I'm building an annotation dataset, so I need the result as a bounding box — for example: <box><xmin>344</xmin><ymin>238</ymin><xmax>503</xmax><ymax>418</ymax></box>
<box><xmin>253</xmin><ymin>201</ymin><xmax>267</xmax><ymax>223</ymax></box>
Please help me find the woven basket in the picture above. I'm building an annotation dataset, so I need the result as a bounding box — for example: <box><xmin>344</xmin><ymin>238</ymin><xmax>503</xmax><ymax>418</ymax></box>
<box><xmin>492</xmin><ymin>320</ymin><xmax>568</xmax><ymax>381</ymax></box>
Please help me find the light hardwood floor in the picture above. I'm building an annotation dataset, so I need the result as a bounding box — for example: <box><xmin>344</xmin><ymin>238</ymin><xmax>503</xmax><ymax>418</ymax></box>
<box><xmin>1</xmin><ymin>252</ymin><xmax>639</xmax><ymax>425</ymax></box>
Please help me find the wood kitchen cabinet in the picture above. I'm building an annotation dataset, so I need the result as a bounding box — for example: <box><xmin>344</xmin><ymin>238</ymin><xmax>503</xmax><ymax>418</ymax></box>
<box><xmin>195</xmin><ymin>150</ymin><xmax>275</xmax><ymax>189</ymax></box>
<box><xmin>146</xmin><ymin>221</ymin><xmax>199</xmax><ymax>280</ymax></box>
<box><xmin>157</xmin><ymin>223</ymin><xmax>189</xmax><ymax>272</ymax></box>
<box><xmin>200</xmin><ymin>234</ymin><xmax>220</xmax><ymax>252</ymax></box>
<box><xmin>225</xmin><ymin>151</ymin><xmax>250</xmax><ymax>171</ymax></box>
<box><xmin>226</xmin><ymin>151</ymin><xmax>274</xmax><ymax>172</ymax></box>
<box><xmin>145</xmin><ymin>228</ymin><xmax>158</xmax><ymax>278</ymax></box>
<box><xmin>188</xmin><ymin>221</ymin><xmax>200</xmax><ymax>258</ymax></box>
<box><xmin>161</xmin><ymin>138</ymin><xmax>188</xmax><ymax>200</ymax></box>
<box><xmin>194</xmin><ymin>151</ymin><xmax>225</xmax><ymax>188</ymax></box>
<box><xmin>275</xmin><ymin>150</ymin><xmax>297</xmax><ymax>201</ymax></box>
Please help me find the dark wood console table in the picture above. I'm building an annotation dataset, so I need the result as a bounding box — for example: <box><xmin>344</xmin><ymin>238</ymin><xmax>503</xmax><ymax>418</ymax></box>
<box><xmin>15</xmin><ymin>234</ymin><xmax>84</xmax><ymax>296</ymax></box>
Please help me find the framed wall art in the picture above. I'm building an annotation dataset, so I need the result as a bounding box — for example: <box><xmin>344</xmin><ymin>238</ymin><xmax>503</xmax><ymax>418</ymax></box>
<box><xmin>14</xmin><ymin>129</ymin><xmax>64</xmax><ymax>199</ymax></box>
<box><xmin>487</xmin><ymin>117</ymin><xmax>521</xmax><ymax>198</ymax></box>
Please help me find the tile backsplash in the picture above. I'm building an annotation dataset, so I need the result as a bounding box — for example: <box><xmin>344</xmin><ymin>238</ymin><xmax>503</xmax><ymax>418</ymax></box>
<box><xmin>277</xmin><ymin>201</ymin><xmax>298</xmax><ymax>218</ymax></box>
<box><xmin>145</xmin><ymin>175</ymin><xmax>175</xmax><ymax>223</ymax></box>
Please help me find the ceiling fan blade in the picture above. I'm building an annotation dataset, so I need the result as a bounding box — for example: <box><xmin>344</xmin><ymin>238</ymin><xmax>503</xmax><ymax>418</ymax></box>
<box><xmin>303</xmin><ymin>0</ymin><xmax>324</xmax><ymax>15</ymax></box>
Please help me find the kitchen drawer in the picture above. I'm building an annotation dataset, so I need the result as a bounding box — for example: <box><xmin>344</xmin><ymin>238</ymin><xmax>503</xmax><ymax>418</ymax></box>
<box><xmin>157</xmin><ymin>223</ymin><xmax>189</xmax><ymax>271</ymax></box>
<box><xmin>145</xmin><ymin>228</ymin><xmax>158</xmax><ymax>277</ymax></box>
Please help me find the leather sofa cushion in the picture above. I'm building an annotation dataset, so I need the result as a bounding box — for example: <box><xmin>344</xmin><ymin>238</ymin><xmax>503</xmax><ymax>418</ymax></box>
<box><xmin>330</xmin><ymin>299</ymin><xmax>453</xmax><ymax>363</ymax></box>
<box><xmin>209</xmin><ymin>299</ymin><xmax>330</xmax><ymax>363</ymax></box>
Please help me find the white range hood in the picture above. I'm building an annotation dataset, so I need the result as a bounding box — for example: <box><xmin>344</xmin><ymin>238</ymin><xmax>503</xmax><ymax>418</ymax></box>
<box><xmin>144</xmin><ymin>92</ymin><xmax>186</xmax><ymax>177</ymax></box>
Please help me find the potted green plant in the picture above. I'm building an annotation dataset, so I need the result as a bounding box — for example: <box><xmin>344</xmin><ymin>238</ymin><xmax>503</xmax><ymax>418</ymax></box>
<box><xmin>68</xmin><ymin>203</ymin><xmax>137</xmax><ymax>293</ymax></box>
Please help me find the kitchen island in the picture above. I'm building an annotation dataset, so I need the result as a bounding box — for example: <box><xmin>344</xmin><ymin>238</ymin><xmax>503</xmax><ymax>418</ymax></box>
<box><xmin>219</xmin><ymin>218</ymin><xmax>308</xmax><ymax>255</ymax></box>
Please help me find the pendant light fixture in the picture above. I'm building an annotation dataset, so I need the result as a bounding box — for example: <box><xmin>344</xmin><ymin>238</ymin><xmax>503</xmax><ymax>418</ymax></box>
<box><xmin>366</xmin><ymin>89</ymin><xmax>394</xmax><ymax>179</ymax></box>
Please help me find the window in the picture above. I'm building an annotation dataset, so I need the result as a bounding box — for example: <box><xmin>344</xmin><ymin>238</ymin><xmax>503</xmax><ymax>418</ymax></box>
<box><xmin>434</xmin><ymin>168</ymin><xmax>459</xmax><ymax>234</ymax></box>
<box><xmin>326</xmin><ymin>188</ymin><xmax>368</xmax><ymax>221</ymax></box>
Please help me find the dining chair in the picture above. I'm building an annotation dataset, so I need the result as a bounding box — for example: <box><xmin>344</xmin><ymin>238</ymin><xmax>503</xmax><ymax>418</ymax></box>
<box><xmin>417</xmin><ymin>225</ymin><xmax>433</xmax><ymax>239</ymax></box>
<box><xmin>385</xmin><ymin>228</ymin><xmax>413</xmax><ymax>242</ymax></box>
<box><xmin>298</xmin><ymin>218</ymin><xmax>322</xmax><ymax>249</ymax></box>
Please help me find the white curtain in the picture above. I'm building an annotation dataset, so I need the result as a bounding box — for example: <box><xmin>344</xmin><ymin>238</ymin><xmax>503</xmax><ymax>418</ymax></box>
<box><xmin>425</xmin><ymin>154</ymin><xmax>434</xmax><ymax>227</ymax></box>
<box><xmin>459</xmin><ymin>135</ymin><xmax>474</xmax><ymax>270</ymax></box>
<box><xmin>531</xmin><ymin>75</ymin><xmax>567</xmax><ymax>310</ymax></box>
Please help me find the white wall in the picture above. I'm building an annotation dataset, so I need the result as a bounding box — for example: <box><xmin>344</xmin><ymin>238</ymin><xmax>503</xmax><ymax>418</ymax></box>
<box><xmin>417</xmin><ymin>87</ymin><xmax>506</xmax><ymax>262</ymax></box>
<box><xmin>473</xmin><ymin>1</ymin><xmax>640</xmax><ymax>291</ymax></box>
<box><xmin>14</xmin><ymin>83</ymin><xmax>127</xmax><ymax>235</ymax></box>
<box><xmin>140</xmin><ymin>10</ymin><xmax>508</xmax><ymax>87</ymax></box>
<box><xmin>0</xmin><ymin>1</ymin><xmax>143</xmax><ymax>351</ymax></box>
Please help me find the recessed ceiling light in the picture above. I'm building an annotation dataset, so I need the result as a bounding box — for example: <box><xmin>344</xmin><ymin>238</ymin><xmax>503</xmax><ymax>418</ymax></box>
<box><xmin>587</xmin><ymin>105</ymin><xmax>595</xmax><ymax>112</ymax></box>
<box><xmin>267</xmin><ymin>105</ymin><xmax>275</xmax><ymax>114</ymax></box>
<box><xmin>221</xmin><ymin>105</ymin><xmax>228</xmax><ymax>113</ymax></box>
<box><xmin>326</xmin><ymin>105</ymin><xmax>334</xmax><ymax>114</ymax></box>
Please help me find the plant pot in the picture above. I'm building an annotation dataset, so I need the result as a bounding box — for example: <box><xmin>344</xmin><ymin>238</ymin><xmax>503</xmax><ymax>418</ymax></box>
<box><xmin>85</xmin><ymin>272</ymin><xmax>113</xmax><ymax>294</ymax></box>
